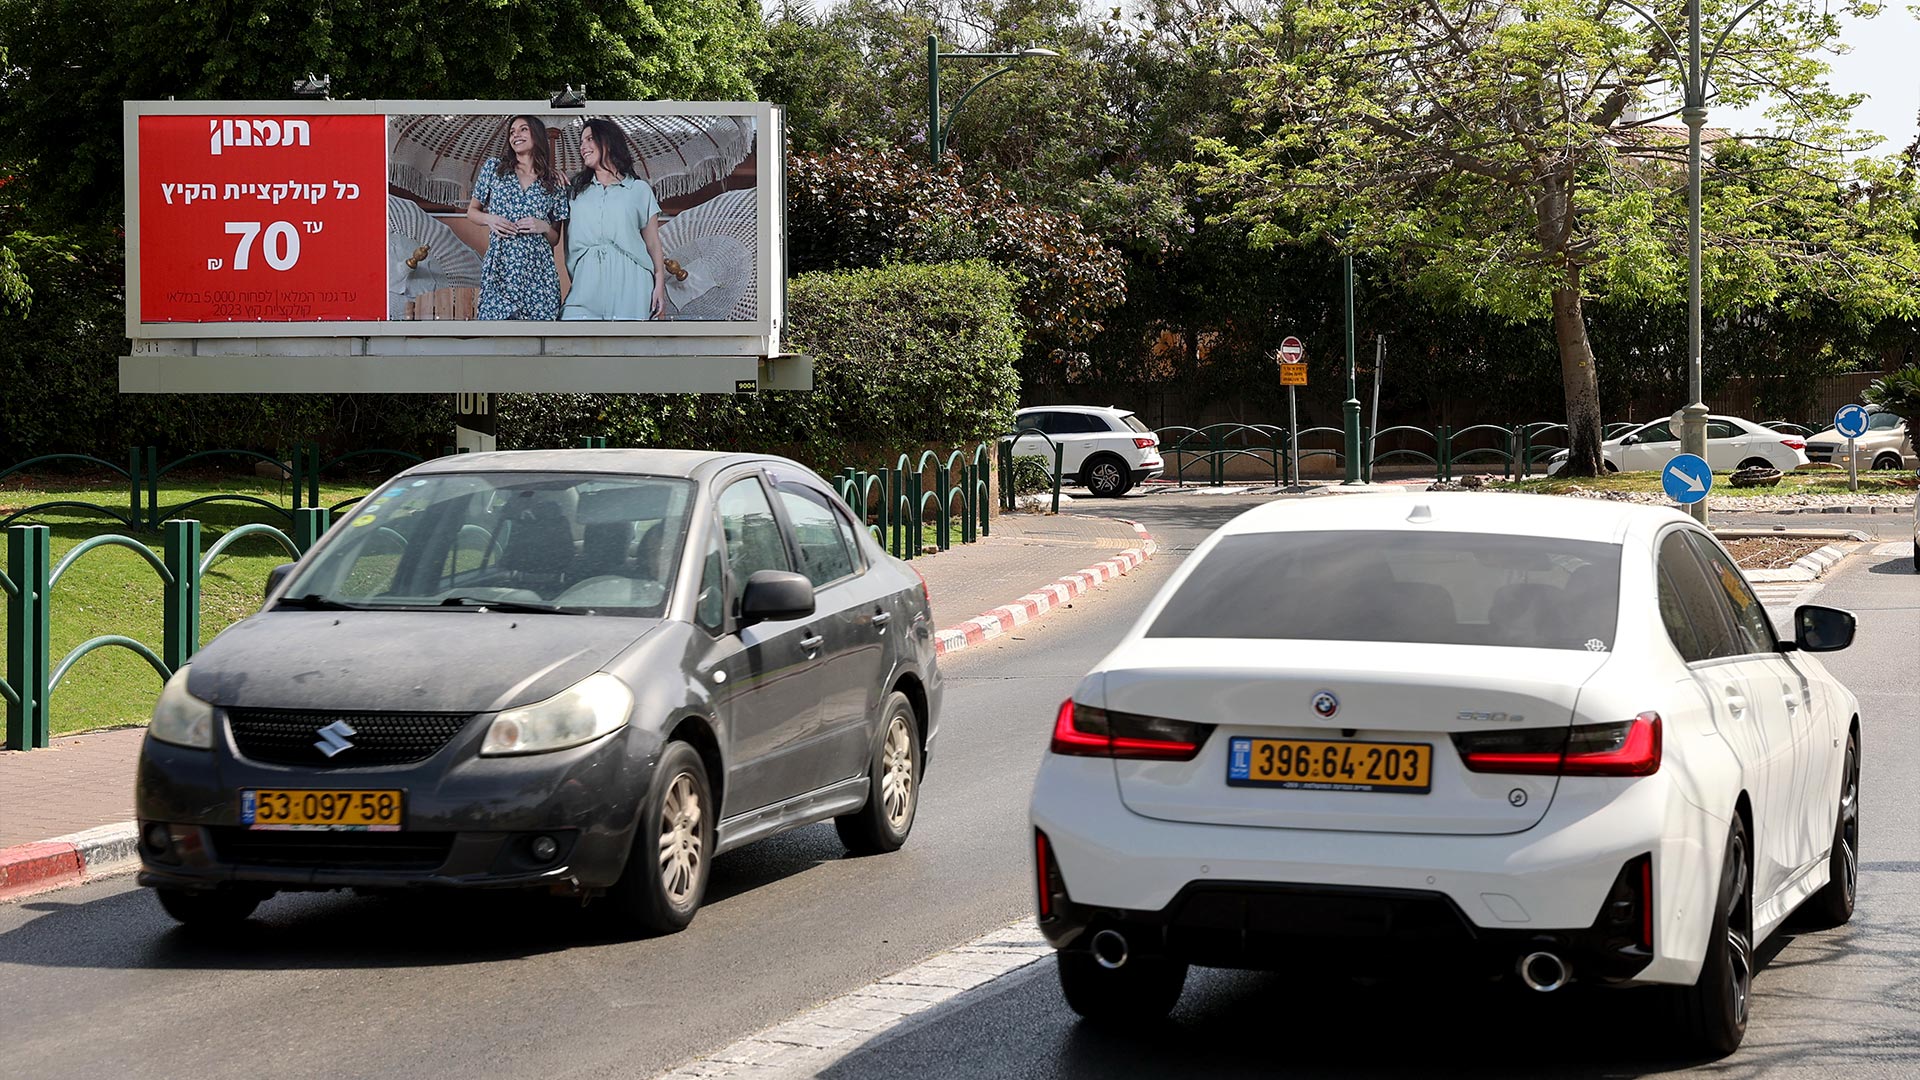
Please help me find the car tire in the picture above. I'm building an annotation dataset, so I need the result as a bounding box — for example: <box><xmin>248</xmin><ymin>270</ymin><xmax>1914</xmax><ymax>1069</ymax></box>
<box><xmin>1082</xmin><ymin>454</ymin><xmax>1134</xmax><ymax>498</ymax></box>
<box><xmin>1801</xmin><ymin>730</ymin><xmax>1860</xmax><ymax>929</ymax></box>
<box><xmin>608</xmin><ymin>740</ymin><xmax>713</xmax><ymax>934</ymax></box>
<box><xmin>1057</xmin><ymin>949</ymin><xmax>1187</xmax><ymax>1025</ymax></box>
<box><xmin>1605</xmin><ymin>460</ymin><xmax>1619</xmax><ymax>473</ymax></box>
<box><xmin>155</xmin><ymin>884</ymin><xmax>268</xmax><ymax>928</ymax></box>
<box><xmin>1872</xmin><ymin>453</ymin><xmax>1902</xmax><ymax>471</ymax></box>
<box><xmin>1670</xmin><ymin>816</ymin><xmax>1753</xmax><ymax>1057</ymax></box>
<box><xmin>835</xmin><ymin>691</ymin><xmax>920</xmax><ymax>856</ymax></box>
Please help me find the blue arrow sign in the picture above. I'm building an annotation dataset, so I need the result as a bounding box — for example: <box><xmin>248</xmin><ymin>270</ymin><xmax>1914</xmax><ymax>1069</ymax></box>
<box><xmin>1834</xmin><ymin>403</ymin><xmax>1869</xmax><ymax>440</ymax></box>
<box><xmin>1662</xmin><ymin>453</ymin><xmax>1712</xmax><ymax>504</ymax></box>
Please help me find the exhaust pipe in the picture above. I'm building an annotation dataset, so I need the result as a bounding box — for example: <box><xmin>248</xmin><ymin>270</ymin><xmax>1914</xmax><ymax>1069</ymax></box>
<box><xmin>1091</xmin><ymin>929</ymin><xmax>1130</xmax><ymax>970</ymax></box>
<box><xmin>1517</xmin><ymin>951</ymin><xmax>1570</xmax><ymax>992</ymax></box>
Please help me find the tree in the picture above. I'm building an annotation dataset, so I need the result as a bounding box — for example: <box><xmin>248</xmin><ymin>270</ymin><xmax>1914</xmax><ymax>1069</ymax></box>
<box><xmin>1192</xmin><ymin>0</ymin><xmax>1920</xmax><ymax>474</ymax></box>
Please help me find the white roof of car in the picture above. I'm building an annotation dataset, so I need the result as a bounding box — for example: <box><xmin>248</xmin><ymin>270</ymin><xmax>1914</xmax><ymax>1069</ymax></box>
<box><xmin>1018</xmin><ymin>404</ymin><xmax>1125</xmax><ymax>414</ymax></box>
<box><xmin>1216</xmin><ymin>491</ymin><xmax>1686</xmax><ymax>544</ymax></box>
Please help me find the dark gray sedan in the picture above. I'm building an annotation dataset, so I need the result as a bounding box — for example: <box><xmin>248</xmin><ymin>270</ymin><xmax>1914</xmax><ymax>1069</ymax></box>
<box><xmin>136</xmin><ymin>449</ymin><xmax>941</xmax><ymax>932</ymax></box>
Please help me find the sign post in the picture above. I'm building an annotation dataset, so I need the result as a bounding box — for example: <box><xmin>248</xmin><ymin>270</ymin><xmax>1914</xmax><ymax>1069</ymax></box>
<box><xmin>1834</xmin><ymin>404</ymin><xmax>1869</xmax><ymax>493</ymax></box>
<box><xmin>1279</xmin><ymin>336</ymin><xmax>1306</xmax><ymax>486</ymax></box>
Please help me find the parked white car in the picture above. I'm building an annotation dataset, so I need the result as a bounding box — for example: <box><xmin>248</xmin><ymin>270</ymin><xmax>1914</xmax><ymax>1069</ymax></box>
<box><xmin>1545</xmin><ymin>414</ymin><xmax>1808</xmax><ymax>475</ymax></box>
<box><xmin>1804</xmin><ymin>408</ymin><xmax>1915</xmax><ymax>471</ymax></box>
<box><xmin>1005</xmin><ymin>406</ymin><xmax>1164</xmax><ymax>497</ymax></box>
<box><xmin>1031</xmin><ymin>492</ymin><xmax>1860</xmax><ymax>1056</ymax></box>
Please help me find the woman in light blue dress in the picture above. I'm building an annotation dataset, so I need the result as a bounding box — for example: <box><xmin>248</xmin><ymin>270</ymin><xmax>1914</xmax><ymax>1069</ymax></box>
<box><xmin>465</xmin><ymin>115</ymin><xmax>569</xmax><ymax>320</ymax></box>
<box><xmin>563</xmin><ymin>117</ymin><xmax>668</xmax><ymax>321</ymax></box>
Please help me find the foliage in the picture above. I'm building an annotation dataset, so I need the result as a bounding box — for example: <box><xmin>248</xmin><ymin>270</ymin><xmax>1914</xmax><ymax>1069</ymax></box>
<box><xmin>1864</xmin><ymin>366</ymin><xmax>1920</xmax><ymax>427</ymax></box>
<box><xmin>1005</xmin><ymin>456</ymin><xmax>1055</xmax><ymax>497</ymax></box>
<box><xmin>500</xmin><ymin>260</ymin><xmax>1023</xmax><ymax>466</ymax></box>
<box><xmin>785</xmin><ymin>146</ymin><xmax>1126</xmax><ymax>369</ymax></box>
<box><xmin>1189</xmin><ymin>0</ymin><xmax>1920</xmax><ymax>473</ymax></box>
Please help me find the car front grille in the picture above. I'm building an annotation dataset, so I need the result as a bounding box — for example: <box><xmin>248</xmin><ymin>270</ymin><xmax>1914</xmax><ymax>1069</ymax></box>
<box><xmin>1806</xmin><ymin>442</ymin><xmax>1838</xmax><ymax>463</ymax></box>
<box><xmin>208</xmin><ymin>827</ymin><xmax>455</xmax><ymax>871</ymax></box>
<box><xmin>226</xmin><ymin>709</ymin><xmax>474</xmax><ymax>767</ymax></box>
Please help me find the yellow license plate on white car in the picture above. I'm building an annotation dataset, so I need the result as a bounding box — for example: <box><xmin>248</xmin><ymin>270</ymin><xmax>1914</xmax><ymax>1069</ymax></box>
<box><xmin>1227</xmin><ymin>738</ymin><xmax>1431</xmax><ymax>793</ymax></box>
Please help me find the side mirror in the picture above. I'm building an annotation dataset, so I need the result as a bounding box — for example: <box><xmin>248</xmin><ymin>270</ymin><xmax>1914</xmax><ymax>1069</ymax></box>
<box><xmin>1620</xmin><ymin>434</ymin><xmax>1640</xmax><ymax>445</ymax></box>
<box><xmin>1792</xmin><ymin>604</ymin><xmax>1856</xmax><ymax>652</ymax></box>
<box><xmin>264</xmin><ymin>563</ymin><xmax>296</xmax><ymax>602</ymax></box>
<box><xmin>739</xmin><ymin>569</ymin><xmax>815</xmax><ymax>627</ymax></box>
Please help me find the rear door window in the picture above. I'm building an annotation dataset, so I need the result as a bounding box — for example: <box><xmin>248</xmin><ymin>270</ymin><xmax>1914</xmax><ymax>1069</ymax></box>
<box><xmin>1148</xmin><ymin>531</ymin><xmax>1620</xmax><ymax>650</ymax></box>
<box><xmin>1685</xmin><ymin>532</ymin><xmax>1777</xmax><ymax>653</ymax></box>
<box><xmin>1656</xmin><ymin>532</ymin><xmax>1741</xmax><ymax>661</ymax></box>
<box><xmin>1706</xmin><ymin>421</ymin><xmax>1740</xmax><ymax>440</ymax></box>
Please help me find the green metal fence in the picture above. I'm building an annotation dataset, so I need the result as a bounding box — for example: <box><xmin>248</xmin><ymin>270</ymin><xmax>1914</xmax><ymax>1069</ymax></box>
<box><xmin>4</xmin><ymin>510</ymin><xmax>329</xmax><ymax>750</ymax></box>
<box><xmin>833</xmin><ymin>442</ymin><xmax>998</xmax><ymax>560</ymax></box>
<box><xmin>1150</xmin><ymin>420</ymin><xmax>1664</xmax><ymax>486</ymax></box>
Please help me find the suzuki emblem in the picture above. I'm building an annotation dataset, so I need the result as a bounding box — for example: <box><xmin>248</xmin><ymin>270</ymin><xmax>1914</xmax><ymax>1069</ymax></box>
<box><xmin>313</xmin><ymin>720</ymin><xmax>358</xmax><ymax>758</ymax></box>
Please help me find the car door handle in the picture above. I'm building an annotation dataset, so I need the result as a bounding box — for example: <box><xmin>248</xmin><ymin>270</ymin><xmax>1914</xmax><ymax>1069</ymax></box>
<box><xmin>799</xmin><ymin>634</ymin><xmax>825</xmax><ymax>652</ymax></box>
<box><xmin>871</xmin><ymin>612</ymin><xmax>892</xmax><ymax>629</ymax></box>
<box><xmin>1724</xmin><ymin>687</ymin><xmax>1748</xmax><ymax>717</ymax></box>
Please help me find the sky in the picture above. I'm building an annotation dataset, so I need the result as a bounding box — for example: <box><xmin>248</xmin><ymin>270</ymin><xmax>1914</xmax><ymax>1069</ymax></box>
<box><xmin>1675</xmin><ymin>6</ymin><xmax>1920</xmax><ymax>155</ymax></box>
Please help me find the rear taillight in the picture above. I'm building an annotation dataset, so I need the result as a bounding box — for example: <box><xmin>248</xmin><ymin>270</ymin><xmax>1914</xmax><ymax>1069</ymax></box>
<box><xmin>1454</xmin><ymin>713</ymin><xmax>1662</xmax><ymax>777</ymax></box>
<box><xmin>1781</xmin><ymin>438</ymin><xmax>1806</xmax><ymax>450</ymax></box>
<box><xmin>1049</xmin><ymin>699</ymin><xmax>1212</xmax><ymax>761</ymax></box>
<box><xmin>1133</xmin><ymin>437</ymin><xmax>1157</xmax><ymax>449</ymax></box>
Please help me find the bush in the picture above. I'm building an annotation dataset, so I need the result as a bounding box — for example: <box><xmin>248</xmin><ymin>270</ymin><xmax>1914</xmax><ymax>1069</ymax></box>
<box><xmin>499</xmin><ymin>260</ymin><xmax>1023</xmax><ymax>470</ymax></box>
<box><xmin>1864</xmin><ymin>366</ymin><xmax>1920</xmax><ymax>430</ymax></box>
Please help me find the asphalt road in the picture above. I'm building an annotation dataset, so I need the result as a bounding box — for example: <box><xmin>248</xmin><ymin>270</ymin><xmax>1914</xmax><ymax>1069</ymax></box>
<box><xmin>0</xmin><ymin>495</ymin><xmax>1258</xmax><ymax>1080</ymax></box>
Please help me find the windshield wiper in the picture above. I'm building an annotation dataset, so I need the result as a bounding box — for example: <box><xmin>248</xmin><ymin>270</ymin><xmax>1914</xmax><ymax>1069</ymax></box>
<box><xmin>275</xmin><ymin>593</ymin><xmax>362</xmax><ymax>611</ymax></box>
<box><xmin>437</xmin><ymin>595</ymin><xmax>581</xmax><ymax>615</ymax></box>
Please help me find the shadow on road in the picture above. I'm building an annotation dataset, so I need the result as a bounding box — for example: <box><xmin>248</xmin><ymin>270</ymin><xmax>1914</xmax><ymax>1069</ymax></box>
<box><xmin>0</xmin><ymin>820</ymin><xmax>850</xmax><ymax>971</ymax></box>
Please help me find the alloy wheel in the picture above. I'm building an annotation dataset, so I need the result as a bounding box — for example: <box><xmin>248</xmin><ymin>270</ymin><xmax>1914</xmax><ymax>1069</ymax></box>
<box><xmin>658</xmin><ymin>772</ymin><xmax>703</xmax><ymax>906</ymax></box>
<box><xmin>1839</xmin><ymin>740</ymin><xmax>1860</xmax><ymax>906</ymax></box>
<box><xmin>1727</xmin><ymin>831</ymin><xmax>1753</xmax><ymax>1028</ymax></box>
<box><xmin>1089</xmin><ymin>462</ymin><xmax>1122</xmax><ymax>494</ymax></box>
<box><xmin>881</xmin><ymin>713</ymin><xmax>916</xmax><ymax>831</ymax></box>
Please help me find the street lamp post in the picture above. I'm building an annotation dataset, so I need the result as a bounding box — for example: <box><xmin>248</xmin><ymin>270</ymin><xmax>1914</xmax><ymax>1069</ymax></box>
<box><xmin>926</xmin><ymin>35</ymin><xmax>1059</xmax><ymax>162</ymax></box>
<box><xmin>1619</xmin><ymin>0</ymin><xmax>1769</xmax><ymax>524</ymax></box>
<box><xmin>1343</xmin><ymin>251</ymin><xmax>1363</xmax><ymax>484</ymax></box>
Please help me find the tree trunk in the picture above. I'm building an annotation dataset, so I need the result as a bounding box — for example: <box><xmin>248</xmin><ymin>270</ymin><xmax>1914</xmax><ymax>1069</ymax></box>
<box><xmin>1551</xmin><ymin>268</ymin><xmax>1606</xmax><ymax>477</ymax></box>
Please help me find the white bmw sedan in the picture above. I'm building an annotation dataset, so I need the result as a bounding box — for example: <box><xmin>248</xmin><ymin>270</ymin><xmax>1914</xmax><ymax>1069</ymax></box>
<box><xmin>1029</xmin><ymin>493</ymin><xmax>1860</xmax><ymax>1056</ymax></box>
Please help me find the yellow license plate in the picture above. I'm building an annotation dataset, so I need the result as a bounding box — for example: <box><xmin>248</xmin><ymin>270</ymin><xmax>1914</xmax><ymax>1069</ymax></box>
<box><xmin>1227</xmin><ymin>738</ymin><xmax>1431</xmax><ymax>793</ymax></box>
<box><xmin>242</xmin><ymin>789</ymin><xmax>404</xmax><ymax>830</ymax></box>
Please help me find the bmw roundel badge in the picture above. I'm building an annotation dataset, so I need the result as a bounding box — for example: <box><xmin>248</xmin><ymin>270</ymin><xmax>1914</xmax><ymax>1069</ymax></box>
<box><xmin>1311</xmin><ymin>690</ymin><xmax>1339</xmax><ymax>719</ymax></box>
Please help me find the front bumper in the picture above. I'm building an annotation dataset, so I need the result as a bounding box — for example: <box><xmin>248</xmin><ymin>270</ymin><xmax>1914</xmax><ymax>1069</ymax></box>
<box><xmin>135</xmin><ymin>721</ymin><xmax>650</xmax><ymax>894</ymax></box>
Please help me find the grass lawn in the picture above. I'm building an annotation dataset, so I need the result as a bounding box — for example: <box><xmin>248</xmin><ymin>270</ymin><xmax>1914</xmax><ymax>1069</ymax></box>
<box><xmin>1495</xmin><ymin>470</ymin><xmax>1918</xmax><ymax>497</ymax></box>
<box><xmin>2</xmin><ymin>475</ymin><xmax>376</xmax><ymax>738</ymax></box>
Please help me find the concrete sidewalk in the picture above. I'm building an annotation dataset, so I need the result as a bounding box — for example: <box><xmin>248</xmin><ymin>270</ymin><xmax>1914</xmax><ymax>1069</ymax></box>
<box><xmin>0</xmin><ymin>510</ymin><xmax>1157</xmax><ymax>895</ymax></box>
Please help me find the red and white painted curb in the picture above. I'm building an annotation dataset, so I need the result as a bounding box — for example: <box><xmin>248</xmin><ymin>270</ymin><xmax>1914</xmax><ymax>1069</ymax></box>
<box><xmin>0</xmin><ymin>822</ymin><xmax>139</xmax><ymax>903</ymax></box>
<box><xmin>933</xmin><ymin>522</ymin><xmax>1156</xmax><ymax>657</ymax></box>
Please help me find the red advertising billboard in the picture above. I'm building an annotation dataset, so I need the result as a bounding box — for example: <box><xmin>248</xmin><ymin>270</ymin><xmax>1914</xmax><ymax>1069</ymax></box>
<box><xmin>137</xmin><ymin>114</ymin><xmax>388</xmax><ymax>321</ymax></box>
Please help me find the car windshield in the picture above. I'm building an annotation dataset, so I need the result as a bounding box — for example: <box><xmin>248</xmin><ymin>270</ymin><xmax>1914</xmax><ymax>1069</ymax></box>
<box><xmin>1119</xmin><ymin>413</ymin><xmax>1152</xmax><ymax>433</ymax></box>
<box><xmin>1149</xmin><ymin>531</ymin><xmax>1621</xmax><ymax>651</ymax></box>
<box><xmin>1869</xmin><ymin>412</ymin><xmax>1901</xmax><ymax>431</ymax></box>
<box><xmin>284</xmin><ymin>472</ymin><xmax>694</xmax><ymax>616</ymax></box>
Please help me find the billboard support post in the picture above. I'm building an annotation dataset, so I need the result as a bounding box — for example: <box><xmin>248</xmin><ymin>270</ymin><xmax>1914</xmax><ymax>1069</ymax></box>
<box><xmin>454</xmin><ymin>392</ymin><xmax>496</xmax><ymax>454</ymax></box>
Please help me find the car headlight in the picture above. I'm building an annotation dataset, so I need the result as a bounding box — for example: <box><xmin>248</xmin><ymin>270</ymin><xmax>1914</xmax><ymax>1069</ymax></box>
<box><xmin>150</xmin><ymin>667</ymin><xmax>214</xmax><ymax>749</ymax></box>
<box><xmin>480</xmin><ymin>672</ymin><xmax>633</xmax><ymax>756</ymax></box>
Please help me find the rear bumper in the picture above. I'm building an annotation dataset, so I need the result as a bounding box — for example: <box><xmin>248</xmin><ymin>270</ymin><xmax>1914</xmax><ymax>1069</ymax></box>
<box><xmin>1030</xmin><ymin>754</ymin><xmax>1719</xmax><ymax>987</ymax></box>
<box><xmin>1037</xmin><ymin>878</ymin><xmax>1654</xmax><ymax>985</ymax></box>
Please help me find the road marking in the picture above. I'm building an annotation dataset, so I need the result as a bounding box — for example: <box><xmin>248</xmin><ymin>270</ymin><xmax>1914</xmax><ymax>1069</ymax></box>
<box><xmin>652</xmin><ymin>918</ymin><xmax>1048</xmax><ymax>1078</ymax></box>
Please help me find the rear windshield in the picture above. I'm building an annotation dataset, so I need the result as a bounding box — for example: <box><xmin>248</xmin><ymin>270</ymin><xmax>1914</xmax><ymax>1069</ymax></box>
<box><xmin>1149</xmin><ymin>531</ymin><xmax>1621</xmax><ymax>651</ymax></box>
<box><xmin>1119</xmin><ymin>413</ymin><xmax>1152</xmax><ymax>433</ymax></box>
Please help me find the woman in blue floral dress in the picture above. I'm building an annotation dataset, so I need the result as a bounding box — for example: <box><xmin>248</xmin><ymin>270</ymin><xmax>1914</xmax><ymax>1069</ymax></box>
<box><xmin>465</xmin><ymin>115</ymin><xmax>570</xmax><ymax>320</ymax></box>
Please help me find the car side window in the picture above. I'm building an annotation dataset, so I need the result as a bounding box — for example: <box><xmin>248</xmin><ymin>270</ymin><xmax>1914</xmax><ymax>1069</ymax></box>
<box><xmin>1018</xmin><ymin>412</ymin><xmax>1054</xmax><ymax>435</ymax></box>
<box><xmin>775</xmin><ymin>485</ymin><xmax>857</xmax><ymax>587</ymax></box>
<box><xmin>1706</xmin><ymin>421</ymin><xmax>1739</xmax><ymax>440</ymax></box>
<box><xmin>1058</xmin><ymin>413</ymin><xmax>1104</xmax><ymax>434</ymax></box>
<box><xmin>716</xmin><ymin>476</ymin><xmax>791</xmax><ymax>614</ymax></box>
<box><xmin>1657</xmin><ymin>532</ymin><xmax>1741</xmax><ymax>661</ymax></box>
<box><xmin>1684</xmin><ymin>532</ymin><xmax>1776</xmax><ymax>654</ymax></box>
<box><xmin>830</xmin><ymin>498</ymin><xmax>868</xmax><ymax>571</ymax></box>
<box><xmin>1656</xmin><ymin>563</ymin><xmax>1704</xmax><ymax>662</ymax></box>
<box><xmin>1637</xmin><ymin>422</ymin><xmax>1676</xmax><ymax>443</ymax></box>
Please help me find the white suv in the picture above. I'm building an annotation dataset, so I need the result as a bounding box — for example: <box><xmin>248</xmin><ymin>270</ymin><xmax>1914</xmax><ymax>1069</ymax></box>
<box><xmin>1007</xmin><ymin>406</ymin><xmax>1164</xmax><ymax>497</ymax></box>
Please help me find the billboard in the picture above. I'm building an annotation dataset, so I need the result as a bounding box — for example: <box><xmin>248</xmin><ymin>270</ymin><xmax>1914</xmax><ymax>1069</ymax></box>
<box><xmin>125</xmin><ymin>101</ymin><xmax>780</xmax><ymax>346</ymax></box>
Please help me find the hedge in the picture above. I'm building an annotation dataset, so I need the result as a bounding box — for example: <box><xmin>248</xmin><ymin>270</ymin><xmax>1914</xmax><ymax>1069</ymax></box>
<box><xmin>499</xmin><ymin>259</ymin><xmax>1023</xmax><ymax>468</ymax></box>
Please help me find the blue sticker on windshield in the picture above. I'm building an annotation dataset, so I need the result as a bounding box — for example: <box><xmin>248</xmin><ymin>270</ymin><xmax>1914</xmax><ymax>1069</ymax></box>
<box><xmin>377</xmin><ymin>487</ymin><xmax>404</xmax><ymax>498</ymax></box>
